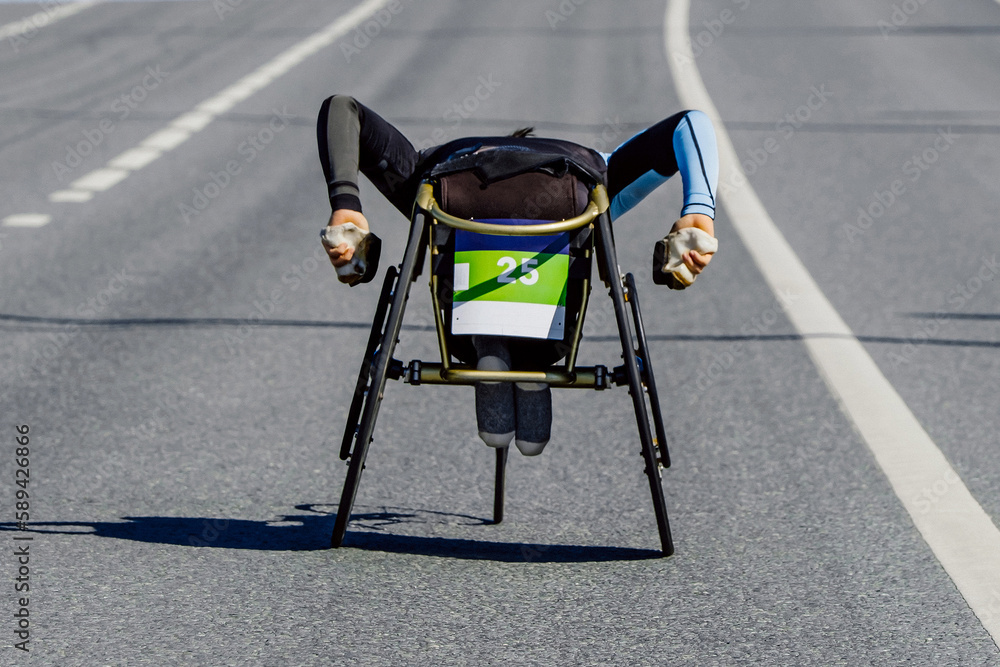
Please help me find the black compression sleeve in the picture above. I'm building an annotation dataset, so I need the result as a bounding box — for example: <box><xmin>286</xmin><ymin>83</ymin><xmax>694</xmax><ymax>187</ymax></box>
<box><xmin>317</xmin><ymin>96</ymin><xmax>423</xmax><ymax>217</ymax></box>
<box><xmin>317</xmin><ymin>95</ymin><xmax>364</xmax><ymax>212</ymax></box>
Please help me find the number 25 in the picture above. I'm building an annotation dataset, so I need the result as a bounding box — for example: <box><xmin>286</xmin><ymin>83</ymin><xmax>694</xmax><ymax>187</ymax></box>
<box><xmin>497</xmin><ymin>257</ymin><xmax>538</xmax><ymax>285</ymax></box>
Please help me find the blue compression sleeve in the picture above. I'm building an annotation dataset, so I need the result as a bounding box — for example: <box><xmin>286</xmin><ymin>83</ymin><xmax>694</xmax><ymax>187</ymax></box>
<box><xmin>673</xmin><ymin>110</ymin><xmax>718</xmax><ymax>218</ymax></box>
<box><xmin>606</xmin><ymin>110</ymin><xmax>719</xmax><ymax>221</ymax></box>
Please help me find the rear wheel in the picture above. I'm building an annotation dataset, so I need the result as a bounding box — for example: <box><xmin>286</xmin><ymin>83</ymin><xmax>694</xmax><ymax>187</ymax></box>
<box><xmin>331</xmin><ymin>325</ymin><xmax>398</xmax><ymax>547</ymax></box>
<box><xmin>331</xmin><ymin>213</ymin><xmax>428</xmax><ymax>548</ymax></box>
<box><xmin>618</xmin><ymin>273</ymin><xmax>674</xmax><ymax>556</ymax></box>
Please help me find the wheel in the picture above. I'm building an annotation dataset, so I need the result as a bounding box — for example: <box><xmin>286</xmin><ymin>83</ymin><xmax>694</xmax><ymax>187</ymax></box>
<box><xmin>339</xmin><ymin>266</ymin><xmax>399</xmax><ymax>461</ymax></box>
<box><xmin>625</xmin><ymin>273</ymin><xmax>670</xmax><ymax>469</ymax></box>
<box><xmin>331</xmin><ymin>213</ymin><xmax>427</xmax><ymax>548</ymax></box>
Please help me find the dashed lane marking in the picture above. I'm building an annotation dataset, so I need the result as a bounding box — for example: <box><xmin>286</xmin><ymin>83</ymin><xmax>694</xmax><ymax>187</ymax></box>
<box><xmin>42</xmin><ymin>0</ymin><xmax>391</xmax><ymax>205</ymax></box>
<box><xmin>2</xmin><ymin>214</ymin><xmax>51</xmax><ymax>228</ymax></box>
<box><xmin>0</xmin><ymin>1</ymin><xmax>99</xmax><ymax>43</ymax></box>
<box><xmin>1</xmin><ymin>0</ymin><xmax>391</xmax><ymax>225</ymax></box>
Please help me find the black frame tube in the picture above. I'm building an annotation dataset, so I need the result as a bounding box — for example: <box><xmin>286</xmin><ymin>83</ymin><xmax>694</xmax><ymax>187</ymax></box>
<box><xmin>493</xmin><ymin>447</ymin><xmax>508</xmax><ymax>524</ymax></box>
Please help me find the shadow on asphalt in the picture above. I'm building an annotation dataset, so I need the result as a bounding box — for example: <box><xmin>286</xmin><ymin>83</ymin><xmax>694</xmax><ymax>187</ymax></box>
<box><xmin>342</xmin><ymin>532</ymin><xmax>662</xmax><ymax>562</ymax></box>
<box><xmin>0</xmin><ymin>505</ymin><xmax>662</xmax><ymax>562</ymax></box>
<box><xmin>0</xmin><ymin>515</ymin><xmax>331</xmax><ymax>551</ymax></box>
<box><xmin>3</xmin><ymin>312</ymin><xmax>995</xmax><ymax>347</ymax></box>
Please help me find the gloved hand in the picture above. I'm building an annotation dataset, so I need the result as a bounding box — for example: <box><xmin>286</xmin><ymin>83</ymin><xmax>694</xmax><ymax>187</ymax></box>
<box><xmin>652</xmin><ymin>227</ymin><xmax>718</xmax><ymax>289</ymax></box>
<box><xmin>321</xmin><ymin>217</ymin><xmax>382</xmax><ymax>286</ymax></box>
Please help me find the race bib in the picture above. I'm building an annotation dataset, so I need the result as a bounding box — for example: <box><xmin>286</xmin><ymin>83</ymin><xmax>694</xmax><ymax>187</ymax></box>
<box><xmin>451</xmin><ymin>220</ymin><xmax>569</xmax><ymax>340</ymax></box>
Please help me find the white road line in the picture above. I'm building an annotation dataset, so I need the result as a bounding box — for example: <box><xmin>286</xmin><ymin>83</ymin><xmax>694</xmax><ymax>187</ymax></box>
<box><xmin>43</xmin><ymin>0</ymin><xmax>391</xmax><ymax>204</ymax></box>
<box><xmin>2</xmin><ymin>214</ymin><xmax>51</xmax><ymax>228</ymax></box>
<box><xmin>49</xmin><ymin>190</ymin><xmax>93</xmax><ymax>203</ymax></box>
<box><xmin>70</xmin><ymin>167</ymin><xmax>130</xmax><ymax>192</ymax></box>
<box><xmin>665</xmin><ymin>0</ymin><xmax>1000</xmax><ymax>647</ymax></box>
<box><xmin>108</xmin><ymin>146</ymin><xmax>161</xmax><ymax>171</ymax></box>
<box><xmin>0</xmin><ymin>1</ymin><xmax>98</xmax><ymax>42</ymax></box>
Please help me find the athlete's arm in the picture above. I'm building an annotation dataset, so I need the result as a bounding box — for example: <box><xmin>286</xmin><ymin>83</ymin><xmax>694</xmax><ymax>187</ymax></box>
<box><xmin>316</xmin><ymin>95</ymin><xmax>422</xmax><ymax>218</ymax></box>
<box><xmin>605</xmin><ymin>109</ymin><xmax>719</xmax><ymax>276</ymax></box>
<box><xmin>316</xmin><ymin>95</ymin><xmax>420</xmax><ymax>279</ymax></box>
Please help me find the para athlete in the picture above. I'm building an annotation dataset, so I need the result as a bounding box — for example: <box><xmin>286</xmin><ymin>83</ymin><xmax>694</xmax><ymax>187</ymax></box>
<box><xmin>317</xmin><ymin>96</ymin><xmax>719</xmax><ymax>455</ymax></box>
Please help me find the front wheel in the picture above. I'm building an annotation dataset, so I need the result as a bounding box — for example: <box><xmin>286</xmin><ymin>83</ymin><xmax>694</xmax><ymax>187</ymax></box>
<box><xmin>625</xmin><ymin>273</ymin><xmax>670</xmax><ymax>469</ymax></box>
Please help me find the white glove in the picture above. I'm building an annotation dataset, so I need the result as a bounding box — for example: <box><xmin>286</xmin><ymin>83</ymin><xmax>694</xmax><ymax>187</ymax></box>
<box><xmin>659</xmin><ymin>227</ymin><xmax>718</xmax><ymax>287</ymax></box>
<box><xmin>320</xmin><ymin>222</ymin><xmax>375</xmax><ymax>284</ymax></box>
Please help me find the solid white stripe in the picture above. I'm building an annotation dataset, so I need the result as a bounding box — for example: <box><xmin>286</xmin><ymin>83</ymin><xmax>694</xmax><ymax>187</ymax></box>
<box><xmin>666</xmin><ymin>0</ymin><xmax>1000</xmax><ymax>646</ymax></box>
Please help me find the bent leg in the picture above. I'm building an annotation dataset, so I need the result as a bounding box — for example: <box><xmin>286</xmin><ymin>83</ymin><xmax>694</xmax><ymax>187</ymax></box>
<box><xmin>514</xmin><ymin>382</ymin><xmax>551</xmax><ymax>456</ymax></box>
<box><xmin>474</xmin><ymin>336</ymin><xmax>515</xmax><ymax>448</ymax></box>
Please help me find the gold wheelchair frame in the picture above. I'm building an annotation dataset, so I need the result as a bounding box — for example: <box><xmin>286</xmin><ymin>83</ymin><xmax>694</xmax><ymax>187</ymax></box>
<box><xmin>331</xmin><ymin>179</ymin><xmax>675</xmax><ymax>556</ymax></box>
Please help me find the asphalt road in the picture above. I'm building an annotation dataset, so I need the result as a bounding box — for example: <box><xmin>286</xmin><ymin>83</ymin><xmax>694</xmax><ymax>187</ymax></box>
<box><xmin>1</xmin><ymin>1</ymin><xmax>998</xmax><ymax>665</ymax></box>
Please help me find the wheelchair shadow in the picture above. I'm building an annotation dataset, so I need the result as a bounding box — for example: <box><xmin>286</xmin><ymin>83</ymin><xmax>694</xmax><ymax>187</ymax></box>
<box><xmin>343</xmin><ymin>532</ymin><xmax>661</xmax><ymax>562</ymax></box>
<box><xmin>0</xmin><ymin>504</ymin><xmax>661</xmax><ymax>561</ymax></box>
<box><xmin>333</xmin><ymin>505</ymin><xmax>663</xmax><ymax>561</ymax></box>
<box><xmin>0</xmin><ymin>513</ymin><xmax>331</xmax><ymax>551</ymax></box>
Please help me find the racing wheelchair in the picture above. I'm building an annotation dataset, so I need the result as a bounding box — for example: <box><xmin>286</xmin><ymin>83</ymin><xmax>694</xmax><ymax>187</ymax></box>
<box><xmin>330</xmin><ymin>144</ymin><xmax>675</xmax><ymax>556</ymax></box>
